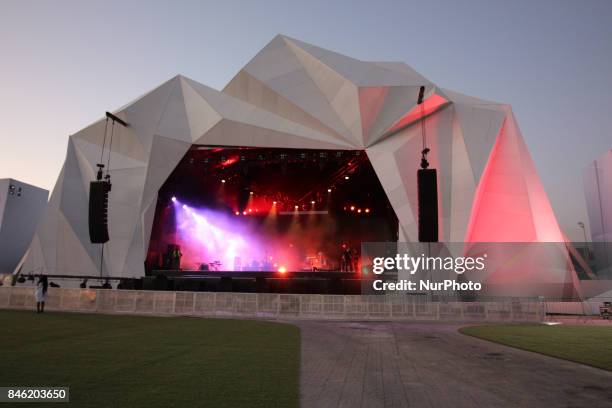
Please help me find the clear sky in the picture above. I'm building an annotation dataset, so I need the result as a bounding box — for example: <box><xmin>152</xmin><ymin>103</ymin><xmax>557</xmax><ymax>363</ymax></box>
<box><xmin>1</xmin><ymin>0</ymin><xmax>610</xmax><ymax>240</ymax></box>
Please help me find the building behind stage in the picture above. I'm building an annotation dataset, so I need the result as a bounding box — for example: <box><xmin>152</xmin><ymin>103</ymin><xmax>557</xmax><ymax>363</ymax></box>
<box><xmin>0</xmin><ymin>179</ymin><xmax>48</xmax><ymax>275</ymax></box>
<box><xmin>584</xmin><ymin>150</ymin><xmax>612</xmax><ymax>279</ymax></box>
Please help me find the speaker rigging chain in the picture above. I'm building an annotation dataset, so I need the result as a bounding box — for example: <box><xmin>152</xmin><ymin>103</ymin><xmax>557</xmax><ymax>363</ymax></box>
<box><xmin>421</xmin><ymin>101</ymin><xmax>427</xmax><ymax>151</ymax></box>
<box><xmin>417</xmin><ymin>86</ymin><xmax>430</xmax><ymax>170</ymax></box>
<box><xmin>105</xmin><ymin>120</ymin><xmax>116</xmax><ymax>177</ymax></box>
<box><xmin>99</xmin><ymin>117</ymin><xmax>109</xmax><ymax>164</ymax></box>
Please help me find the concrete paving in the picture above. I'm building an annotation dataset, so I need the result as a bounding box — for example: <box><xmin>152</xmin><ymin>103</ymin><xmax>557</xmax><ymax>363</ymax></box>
<box><xmin>294</xmin><ymin>320</ymin><xmax>612</xmax><ymax>408</ymax></box>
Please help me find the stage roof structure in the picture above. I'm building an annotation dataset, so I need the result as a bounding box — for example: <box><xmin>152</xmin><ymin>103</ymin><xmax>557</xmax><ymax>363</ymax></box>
<box><xmin>21</xmin><ymin>35</ymin><xmax>580</xmax><ymax>298</ymax></box>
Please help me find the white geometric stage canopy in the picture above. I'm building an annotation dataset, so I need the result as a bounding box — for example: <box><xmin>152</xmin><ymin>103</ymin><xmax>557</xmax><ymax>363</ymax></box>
<box><xmin>20</xmin><ymin>35</ymin><xmax>580</xmax><ymax>297</ymax></box>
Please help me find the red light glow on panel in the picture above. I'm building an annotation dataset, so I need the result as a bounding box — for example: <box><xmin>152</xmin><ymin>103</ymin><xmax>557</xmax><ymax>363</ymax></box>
<box><xmin>465</xmin><ymin>119</ymin><xmax>537</xmax><ymax>242</ymax></box>
<box><xmin>387</xmin><ymin>94</ymin><xmax>448</xmax><ymax>134</ymax></box>
<box><xmin>462</xmin><ymin>111</ymin><xmax>579</xmax><ymax>298</ymax></box>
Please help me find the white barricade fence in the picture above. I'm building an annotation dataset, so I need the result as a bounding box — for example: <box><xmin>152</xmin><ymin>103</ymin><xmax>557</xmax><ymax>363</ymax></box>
<box><xmin>0</xmin><ymin>286</ymin><xmax>556</xmax><ymax>322</ymax></box>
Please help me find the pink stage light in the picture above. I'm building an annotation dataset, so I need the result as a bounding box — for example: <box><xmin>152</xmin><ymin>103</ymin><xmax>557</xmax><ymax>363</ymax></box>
<box><xmin>173</xmin><ymin>204</ymin><xmax>270</xmax><ymax>271</ymax></box>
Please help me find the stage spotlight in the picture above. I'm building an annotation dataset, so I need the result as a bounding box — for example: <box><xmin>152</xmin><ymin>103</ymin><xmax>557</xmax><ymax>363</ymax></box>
<box><xmin>171</xmin><ymin>196</ymin><xmax>177</xmax><ymax>202</ymax></box>
<box><xmin>365</xmin><ymin>208</ymin><xmax>370</xmax><ymax>213</ymax></box>
<box><xmin>311</xmin><ymin>200</ymin><xmax>315</xmax><ymax>204</ymax></box>
<box><xmin>345</xmin><ymin>176</ymin><xmax>349</xmax><ymax>180</ymax></box>
<box><xmin>182</xmin><ymin>204</ymin><xmax>188</xmax><ymax>209</ymax></box>
<box><xmin>350</xmin><ymin>206</ymin><xmax>355</xmax><ymax>211</ymax></box>
<box><xmin>327</xmin><ymin>188</ymin><xmax>332</xmax><ymax>193</ymax></box>
<box><xmin>278</xmin><ymin>266</ymin><xmax>287</xmax><ymax>274</ymax></box>
<box><xmin>243</xmin><ymin>211</ymin><xmax>247</xmax><ymax>215</ymax></box>
<box><xmin>294</xmin><ymin>205</ymin><xmax>299</xmax><ymax>210</ymax></box>
<box><xmin>235</xmin><ymin>211</ymin><xmax>240</xmax><ymax>215</ymax></box>
<box><xmin>273</xmin><ymin>201</ymin><xmax>277</xmax><ymax>205</ymax></box>
<box><xmin>250</xmin><ymin>191</ymin><xmax>254</xmax><ymax>195</ymax></box>
<box><xmin>221</xmin><ymin>179</ymin><xmax>226</xmax><ymax>183</ymax></box>
<box><xmin>248</xmin><ymin>209</ymin><xmax>252</xmax><ymax>213</ymax></box>
<box><xmin>358</xmin><ymin>209</ymin><xmax>362</xmax><ymax>213</ymax></box>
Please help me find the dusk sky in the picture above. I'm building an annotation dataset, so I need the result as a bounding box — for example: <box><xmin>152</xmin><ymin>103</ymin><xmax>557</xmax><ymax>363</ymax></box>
<box><xmin>1</xmin><ymin>0</ymin><xmax>610</xmax><ymax>240</ymax></box>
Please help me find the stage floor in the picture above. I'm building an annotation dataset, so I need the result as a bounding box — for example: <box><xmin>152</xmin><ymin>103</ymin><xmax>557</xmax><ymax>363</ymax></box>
<box><xmin>148</xmin><ymin>269</ymin><xmax>377</xmax><ymax>295</ymax></box>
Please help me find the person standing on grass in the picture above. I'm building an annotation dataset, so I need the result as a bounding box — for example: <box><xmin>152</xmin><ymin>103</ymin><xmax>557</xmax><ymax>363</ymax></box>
<box><xmin>35</xmin><ymin>275</ymin><xmax>48</xmax><ymax>313</ymax></box>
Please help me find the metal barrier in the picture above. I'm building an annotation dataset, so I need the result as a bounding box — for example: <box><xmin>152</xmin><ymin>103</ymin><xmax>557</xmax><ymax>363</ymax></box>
<box><xmin>0</xmin><ymin>286</ymin><xmax>549</xmax><ymax>322</ymax></box>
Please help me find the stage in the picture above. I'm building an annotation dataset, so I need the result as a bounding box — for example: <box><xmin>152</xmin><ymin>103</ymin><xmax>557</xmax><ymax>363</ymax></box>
<box><xmin>144</xmin><ymin>146</ymin><xmax>399</xmax><ymax>287</ymax></box>
<box><xmin>148</xmin><ymin>269</ymin><xmax>379</xmax><ymax>295</ymax></box>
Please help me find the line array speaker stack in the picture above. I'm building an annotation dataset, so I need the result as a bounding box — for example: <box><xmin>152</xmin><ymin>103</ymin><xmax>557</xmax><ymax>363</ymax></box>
<box><xmin>417</xmin><ymin>168</ymin><xmax>438</xmax><ymax>242</ymax></box>
<box><xmin>89</xmin><ymin>180</ymin><xmax>111</xmax><ymax>243</ymax></box>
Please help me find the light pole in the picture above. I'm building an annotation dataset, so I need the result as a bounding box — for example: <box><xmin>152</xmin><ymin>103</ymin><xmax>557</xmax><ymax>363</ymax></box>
<box><xmin>578</xmin><ymin>221</ymin><xmax>591</xmax><ymax>259</ymax></box>
<box><xmin>578</xmin><ymin>222</ymin><xmax>588</xmax><ymax>242</ymax></box>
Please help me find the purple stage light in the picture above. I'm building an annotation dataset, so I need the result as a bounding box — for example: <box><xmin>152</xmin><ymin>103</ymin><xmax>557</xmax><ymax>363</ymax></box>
<box><xmin>172</xmin><ymin>204</ymin><xmax>273</xmax><ymax>271</ymax></box>
<box><xmin>171</xmin><ymin>196</ymin><xmax>177</xmax><ymax>202</ymax></box>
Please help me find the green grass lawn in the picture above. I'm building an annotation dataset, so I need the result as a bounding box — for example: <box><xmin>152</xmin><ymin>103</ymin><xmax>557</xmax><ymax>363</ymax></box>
<box><xmin>460</xmin><ymin>324</ymin><xmax>612</xmax><ymax>371</ymax></box>
<box><xmin>0</xmin><ymin>310</ymin><xmax>300</xmax><ymax>408</ymax></box>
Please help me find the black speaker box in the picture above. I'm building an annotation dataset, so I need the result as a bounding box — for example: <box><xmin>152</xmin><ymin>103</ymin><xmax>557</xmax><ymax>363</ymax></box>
<box><xmin>89</xmin><ymin>181</ymin><xmax>111</xmax><ymax>243</ymax></box>
<box><xmin>417</xmin><ymin>168</ymin><xmax>438</xmax><ymax>242</ymax></box>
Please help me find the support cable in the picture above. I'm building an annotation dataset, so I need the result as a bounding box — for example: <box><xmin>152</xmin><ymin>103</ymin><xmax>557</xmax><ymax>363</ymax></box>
<box><xmin>99</xmin><ymin>117</ymin><xmax>109</xmax><ymax>163</ymax></box>
<box><xmin>106</xmin><ymin>121</ymin><xmax>116</xmax><ymax>176</ymax></box>
<box><xmin>421</xmin><ymin>100</ymin><xmax>427</xmax><ymax>150</ymax></box>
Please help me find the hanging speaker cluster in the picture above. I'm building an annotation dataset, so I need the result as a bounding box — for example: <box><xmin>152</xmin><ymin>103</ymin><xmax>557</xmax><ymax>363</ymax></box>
<box><xmin>88</xmin><ymin>112</ymin><xmax>128</xmax><ymax>245</ymax></box>
<box><xmin>417</xmin><ymin>168</ymin><xmax>438</xmax><ymax>242</ymax></box>
<box><xmin>416</xmin><ymin>85</ymin><xmax>439</xmax><ymax>243</ymax></box>
<box><xmin>89</xmin><ymin>180</ymin><xmax>112</xmax><ymax>243</ymax></box>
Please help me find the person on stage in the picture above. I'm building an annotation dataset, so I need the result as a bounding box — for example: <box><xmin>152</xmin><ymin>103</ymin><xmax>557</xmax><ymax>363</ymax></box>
<box><xmin>171</xmin><ymin>246</ymin><xmax>183</xmax><ymax>270</ymax></box>
<box><xmin>340</xmin><ymin>244</ymin><xmax>352</xmax><ymax>272</ymax></box>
